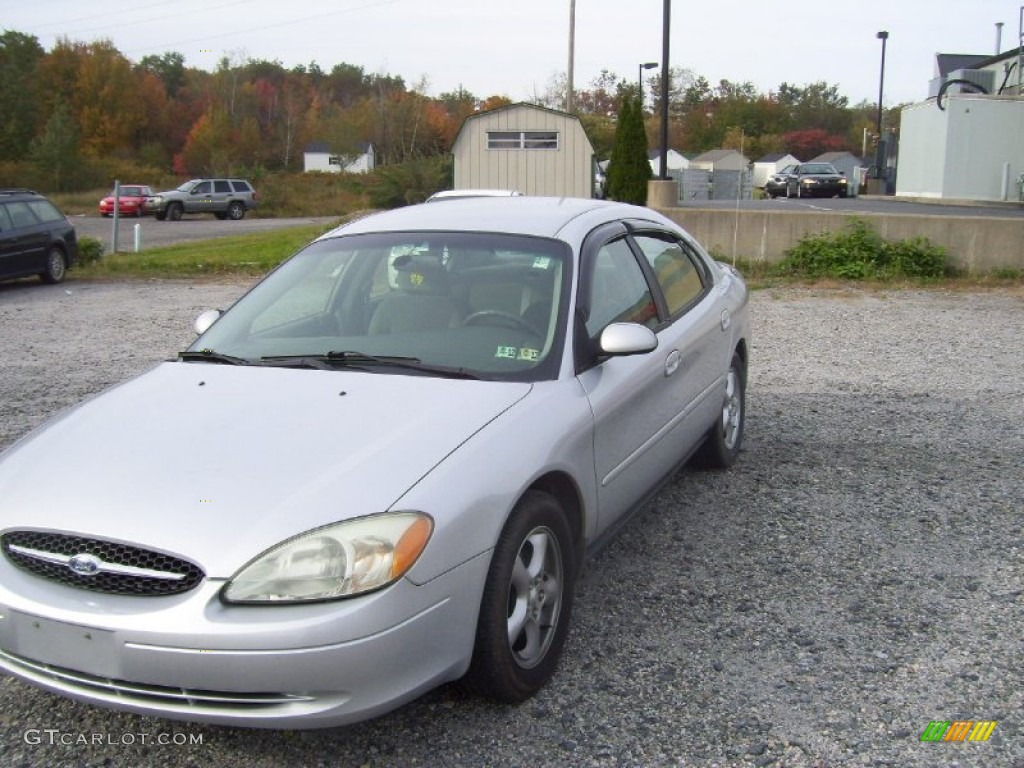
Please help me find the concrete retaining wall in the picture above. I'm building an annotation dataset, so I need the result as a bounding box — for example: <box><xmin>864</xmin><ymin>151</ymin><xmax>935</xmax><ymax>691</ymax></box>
<box><xmin>655</xmin><ymin>207</ymin><xmax>1024</xmax><ymax>272</ymax></box>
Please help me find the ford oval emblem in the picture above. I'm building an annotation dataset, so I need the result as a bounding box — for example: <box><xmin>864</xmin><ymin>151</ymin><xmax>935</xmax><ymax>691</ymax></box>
<box><xmin>68</xmin><ymin>553</ymin><xmax>102</xmax><ymax>577</ymax></box>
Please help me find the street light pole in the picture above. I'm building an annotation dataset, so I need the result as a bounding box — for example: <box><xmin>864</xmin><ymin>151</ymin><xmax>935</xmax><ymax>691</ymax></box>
<box><xmin>875</xmin><ymin>30</ymin><xmax>889</xmax><ymax>183</ymax></box>
<box><xmin>638</xmin><ymin>61</ymin><xmax>658</xmax><ymax>100</ymax></box>
<box><xmin>875</xmin><ymin>31</ymin><xmax>888</xmax><ymax>137</ymax></box>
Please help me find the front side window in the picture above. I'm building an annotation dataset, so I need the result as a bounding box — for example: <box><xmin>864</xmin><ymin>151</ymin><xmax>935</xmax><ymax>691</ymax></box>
<box><xmin>192</xmin><ymin>181</ymin><xmax>212</xmax><ymax>194</ymax></box>
<box><xmin>486</xmin><ymin>131</ymin><xmax>559</xmax><ymax>150</ymax></box>
<box><xmin>191</xmin><ymin>232</ymin><xmax>571</xmax><ymax>381</ymax></box>
<box><xmin>631</xmin><ymin>234</ymin><xmax>706</xmax><ymax>316</ymax></box>
<box><xmin>585</xmin><ymin>239</ymin><xmax>657</xmax><ymax>337</ymax></box>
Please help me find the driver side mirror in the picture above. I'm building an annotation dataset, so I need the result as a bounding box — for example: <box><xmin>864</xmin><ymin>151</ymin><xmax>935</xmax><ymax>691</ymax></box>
<box><xmin>599</xmin><ymin>323</ymin><xmax>658</xmax><ymax>356</ymax></box>
<box><xmin>193</xmin><ymin>309</ymin><xmax>222</xmax><ymax>335</ymax></box>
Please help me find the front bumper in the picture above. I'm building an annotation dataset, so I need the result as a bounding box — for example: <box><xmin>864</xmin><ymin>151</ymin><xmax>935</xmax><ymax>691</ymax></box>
<box><xmin>0</xmin><ymin>551</ymin><xmax>490</xmax><ymax>729</ymax></box>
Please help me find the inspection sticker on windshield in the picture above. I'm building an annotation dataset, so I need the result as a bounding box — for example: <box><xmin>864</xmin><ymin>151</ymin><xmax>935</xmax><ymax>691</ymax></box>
<box><xmin>494</xmin><ymin>346</ymin><xmax>540</xmax><ymax>361</ymax></box>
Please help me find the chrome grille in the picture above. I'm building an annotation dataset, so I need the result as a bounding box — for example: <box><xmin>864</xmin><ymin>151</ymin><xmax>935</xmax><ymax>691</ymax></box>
<box><xmin>1</xmin><ymin>531</ymin><xmax>204</xmax><ymax>596</ymax></box>
<box><xmin>0</xmin><ymin>649</ymin><xmax>308</xmax><ymax>708</ymax></box>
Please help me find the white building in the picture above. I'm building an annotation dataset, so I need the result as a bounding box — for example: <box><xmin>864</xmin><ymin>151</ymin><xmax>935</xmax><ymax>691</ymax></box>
<box><xmin>752</xmin><ymin>153</ymin><xmax>800</xmax><ymax>188</ymax></box>
<box><xmin>897</xmin><ymin>95</ymin><xmax>1024</xmax><ymax>201</ymax></box>
<box><xmin>303</xmin><ymin>142</ymin><xmax>376</xmax><ymax>174</ymax></box>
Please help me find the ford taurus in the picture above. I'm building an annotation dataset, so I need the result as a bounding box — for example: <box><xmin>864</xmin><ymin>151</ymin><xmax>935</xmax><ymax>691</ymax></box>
<box><xmin>0</xmin><ymin>197</ymin><xmax>749</xmax><ymax>728</ymax></box>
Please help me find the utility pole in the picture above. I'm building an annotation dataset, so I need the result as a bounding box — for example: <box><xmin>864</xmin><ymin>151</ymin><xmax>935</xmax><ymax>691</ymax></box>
<box><xmin>567</xmin><ymin>0</ymin><xmax>576</xmax><ymax>112</ymax></box>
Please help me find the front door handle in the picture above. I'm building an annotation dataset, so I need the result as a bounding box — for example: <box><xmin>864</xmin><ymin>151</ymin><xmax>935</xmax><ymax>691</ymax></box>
<box><xmin>664</xmin><ymin>349</ymin><xmax>681</xmax><ymax>377</ymax></box>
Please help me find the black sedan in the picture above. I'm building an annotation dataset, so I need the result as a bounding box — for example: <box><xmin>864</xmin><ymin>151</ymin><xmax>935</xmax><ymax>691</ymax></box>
<box><xmin>785</xmin><ymin>163</ymin><xmax>849</xmax><ymax>198</ymax></box>
<box><xmin>764</xmin><ymin>165</ymin><xmax>797</xmax><ymax>198</ymax></box>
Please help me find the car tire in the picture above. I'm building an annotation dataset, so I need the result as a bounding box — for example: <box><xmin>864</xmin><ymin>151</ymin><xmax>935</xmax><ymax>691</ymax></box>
<box><xmin>40</xmin><ymin>247</ymin><xmax>66</xmax><ymax>284</ymax></box>
<box><xmin>167</xmin><ymin>203</ymin><xmax>183</xmax><ymax>222</ymax></box>
<box><xmin>463</xmin><ymin>490</ymin><xmax>576</xmax><ymax>702</ymax></box>
<box><xmin>226</xmin><ymin>202</ymin><xmax>245</xmax><ymax>221</ymax></box>
<box><xmin>692</xmin><ymin>351</ymin><xmax>746</xmax><ymax>469</ymax></box>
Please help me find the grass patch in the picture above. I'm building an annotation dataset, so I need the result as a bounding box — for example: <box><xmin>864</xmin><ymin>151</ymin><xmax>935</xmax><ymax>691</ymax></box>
<box><xmin>76</xmin><ymin>223</ymin><xmax>332</xmax><ymax>279</ymax></box>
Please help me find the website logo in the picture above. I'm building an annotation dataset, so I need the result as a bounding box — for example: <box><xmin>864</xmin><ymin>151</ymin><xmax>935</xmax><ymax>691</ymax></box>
<box><xmin>920</xmin><ymin>720</ymin><xmax>997</xmax><ymax>742</ymax></box>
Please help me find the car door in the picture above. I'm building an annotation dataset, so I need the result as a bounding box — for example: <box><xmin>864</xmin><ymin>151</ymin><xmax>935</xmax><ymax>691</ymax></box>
<box><xmin>575</xmin><ymin>223</ymin><xmax>721</xmax><ymax>536</ymax></box>
<box><xmin>0</xmin><ymin>201</ymin><xmax>47</xmax><ymax>278</ymax></box>
<box><xmin>187</xmin><ymin>180</ymin><xmax>213</xmax><ymax>214</ymax></box>
<box><xmin>212</xmin><ymin>179</ymin><xmax>232</xmax><ymax>212</ymax></box>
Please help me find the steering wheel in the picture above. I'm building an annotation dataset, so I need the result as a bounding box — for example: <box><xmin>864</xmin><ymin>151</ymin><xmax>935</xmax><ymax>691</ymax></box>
<box><xmin>463</xmin><ymin>310</ymin><xmax>540</xmax><ymax>335</ymax></box>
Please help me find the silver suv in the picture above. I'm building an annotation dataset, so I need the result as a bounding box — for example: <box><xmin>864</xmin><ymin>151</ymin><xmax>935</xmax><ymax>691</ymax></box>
<box><xmin>146</xmin><ymin>179</ymin><xmax>257</xmax><ymax>221</ymax></box>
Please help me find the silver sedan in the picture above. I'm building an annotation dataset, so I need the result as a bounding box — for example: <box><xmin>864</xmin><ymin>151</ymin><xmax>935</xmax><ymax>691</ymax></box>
<box><xmin>0</xmin><ymin>197</ymin><xmax>749</xmax><ymax>728</ymax></box>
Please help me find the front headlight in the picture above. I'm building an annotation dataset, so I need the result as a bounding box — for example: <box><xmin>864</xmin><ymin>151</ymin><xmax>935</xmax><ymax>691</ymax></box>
<box><xmin>802</xmin><ymin>178</ymin><xmax>817</xmax><ymax>185</ymax></box>
<box><xmin>149</xmin><ymin>196</ymin><xmax>162</xmax><ymax>205</ymax></box>
<box><xmin>222</xmin><ymin>512</ymin><xmax>433</xmax><ymax>604</ymax></box>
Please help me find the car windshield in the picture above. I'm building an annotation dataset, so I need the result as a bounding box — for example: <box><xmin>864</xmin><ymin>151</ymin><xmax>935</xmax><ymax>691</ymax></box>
<box><xmin>176</xmin><ymin>180</ymin><xmax>201</xmax><ymax>192</ymax></box>
<box><xmin>118</xmin><ymin>187</ymin><xmax>144</xmax><ymax>196</ymax></box>
<box><xmin>190</xmin><ymin>231</ymin><xmax>572</xmax><ymax>381</ymax></box>
<box><xmin>800</xmin><ymin>164</ymin><xmax>838</xmax><ymax>175</ymax></box>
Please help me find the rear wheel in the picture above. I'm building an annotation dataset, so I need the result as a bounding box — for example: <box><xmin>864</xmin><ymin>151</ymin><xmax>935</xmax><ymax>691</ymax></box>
<box><xmin>463</xmin><ymin>490</ymin><xmax>576</xmax><ymax>702</ymax></box>
<box><xmin>226</xmin><ymin>201</ymin><xmax>245</xmax><ymax>220</ymax></box>
<box><xmin>692</xmin><ymin>351</ymin><xmax>745</xmax><ymax>469</ymax></box>
<box><xmin>40</xmin><ymin>247</ymin><xmax>66</xmax><ymax>284</ymax></box>
<box><xmin>167</xmin><ymin>202</ymin><xmax>183</xmax><ymax>221</ymax></box>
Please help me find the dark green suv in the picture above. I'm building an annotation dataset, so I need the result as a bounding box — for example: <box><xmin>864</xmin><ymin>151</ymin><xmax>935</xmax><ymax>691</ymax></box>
<box><xmin>145</xmin><ymin>178</ymin><xmax>258</xmax><ymax>221</ymax></box>
<box><xmin>0</xmin><ymin>189</ymin><xmax>77</xmax><ymax>285</ymax></box>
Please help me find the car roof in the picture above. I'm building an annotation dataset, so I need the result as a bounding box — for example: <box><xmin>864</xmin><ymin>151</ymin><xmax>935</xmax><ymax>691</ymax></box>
<box><xmin>325</xmin><ymin>197</ymin><xmax>673</xmax><ymax>241</ymax></box>
<box><xmin>426</xmin><ymin>189</ymin><xmax>523</xmax><ymax>201</ymax></box>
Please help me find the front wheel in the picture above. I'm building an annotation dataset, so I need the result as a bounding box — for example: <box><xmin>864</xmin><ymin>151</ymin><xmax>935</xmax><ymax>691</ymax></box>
<box><xmin>167</xmin><ymin>202</ymin><xmax>183</xmax><ymax>222</ymax></box>
<box><xmin>463</xmin><ymin>491</ymin><xmax>576</xmax><ymax>702</ymax></box>
<box><xmin>40</xmin><ymin>247</ymin><xmax>66</xmax><ymax>284</ymax></box>
<box><xmin>692</xmin><ymin>351</ymin><xmax>746</xmax><ymax>469</ymax></box>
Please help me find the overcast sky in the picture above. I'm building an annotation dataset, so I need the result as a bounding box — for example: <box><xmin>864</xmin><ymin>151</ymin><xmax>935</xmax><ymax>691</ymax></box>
<box><xmin>3</xmin><ymin>0</ymin><xmax>1020</xmax><ymax>106</ymax></box>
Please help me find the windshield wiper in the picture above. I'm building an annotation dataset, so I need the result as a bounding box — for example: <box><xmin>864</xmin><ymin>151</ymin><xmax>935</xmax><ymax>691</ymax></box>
<box><xmin>260</xmin><ymin>351</ymin><xmax>483</xmax><ymax>379</ymax></box>
<box><xmin>178</xmin><ymin>349</ymin><xmax>252</xmax><ymax>365</ymax></box>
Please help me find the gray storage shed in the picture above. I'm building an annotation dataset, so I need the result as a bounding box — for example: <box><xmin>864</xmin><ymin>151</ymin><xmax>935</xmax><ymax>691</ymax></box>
<box><xmin>452</xmin><ymin>103</ymin><xmax>596</xmax><ymax>198</ymax></box>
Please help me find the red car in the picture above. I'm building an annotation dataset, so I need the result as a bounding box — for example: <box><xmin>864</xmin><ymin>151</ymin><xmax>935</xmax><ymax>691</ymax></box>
<box><xmin>99</xmin><ymin>185</ymin><xmax>153</xmax><ymax>217</ymax></box>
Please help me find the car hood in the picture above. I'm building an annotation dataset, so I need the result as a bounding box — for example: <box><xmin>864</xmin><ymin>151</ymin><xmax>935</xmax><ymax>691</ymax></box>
<box><xmin>0</xmin><ymin>362</ymin><xmax>530</xmax><ymax>576</ymax></box>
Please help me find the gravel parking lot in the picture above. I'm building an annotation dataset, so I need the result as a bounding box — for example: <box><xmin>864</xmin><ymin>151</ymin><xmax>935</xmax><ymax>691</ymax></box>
<box><xmin>0</xmin><ymin>278</ymin><xmax>1021</xmax><ymax>768</ymax></box>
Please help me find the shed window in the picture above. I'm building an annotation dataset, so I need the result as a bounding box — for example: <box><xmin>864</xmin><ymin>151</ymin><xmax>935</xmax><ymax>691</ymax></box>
<box><xmin>487</xmin><ymin>131</ymin><xmax>559</xmax><ymax>150</ymax></box>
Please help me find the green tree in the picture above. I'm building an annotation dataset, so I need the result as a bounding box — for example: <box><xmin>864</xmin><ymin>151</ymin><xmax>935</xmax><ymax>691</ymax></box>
<box><xmin>139</xmin><ymin>52</ymin><xmax>185</xmax><ymax>97</ymax></box>
<box><xmin>0</xmin><ymin>31</ymin><xmax>44</xmax><ymax>161</ymax></box>
<box><xmin>607</xmin><ymin>95</ymin><xmax>651</xmax><ymax>205</ymax></box>
<box><xmin>30</xmin><ymin>97</ymin><xmax>81</xmax><ymax>190</ymax></box>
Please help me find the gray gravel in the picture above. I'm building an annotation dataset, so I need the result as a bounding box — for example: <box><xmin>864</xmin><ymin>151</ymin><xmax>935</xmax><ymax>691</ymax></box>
<box><xmin>0</xmin><ymin>278</ymin><xmax>1021</xmax><ymax>768</ymax></box>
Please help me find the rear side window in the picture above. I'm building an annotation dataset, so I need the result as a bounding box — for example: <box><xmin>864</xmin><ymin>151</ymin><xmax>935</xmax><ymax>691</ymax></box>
<box><xmin>5</xmin><ymin>201</ymin><xmax>38</xmax><ymax>229</ymax></box>
<box><xmin>214</xmin><ymin>180</ymin><xmax>231</xmax><ymax>193</ymax></box>
<box><xmin>632</xmin><ymin>234</ymin><xmax>707</xmax><ymax>316</ymax></box>
<box><xmin>26</xmin><ymin>200</ymin><xmax>64</xmax><ymax>223</ymax></box>
<box><xmin>231</xmin><ymin>181</ymin><xmax>252</xmax><ymax>193</ymax></box>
